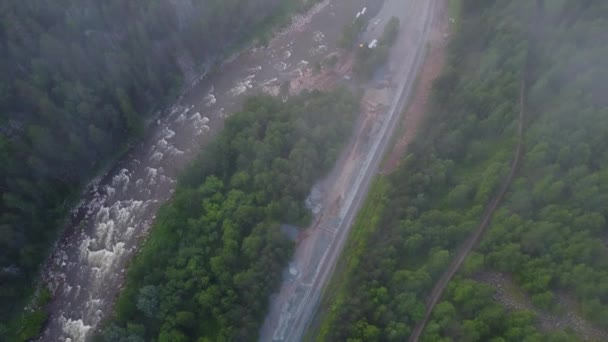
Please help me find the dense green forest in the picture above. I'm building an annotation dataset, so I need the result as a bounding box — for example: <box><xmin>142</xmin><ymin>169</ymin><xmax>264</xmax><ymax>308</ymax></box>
<box><xmin>313</xmin><ymin>0</ymin><xmax>608</xmax><ymax>341</ymax></box>
<box><xmin>98</xmin><ymin>89</ymin><xmax>358</xmax><ymax>341</ymax></box>
<box><xmin>0</xmin><ymin>0</ymin><xmax>317</xmax><ymax>327</ymax></box>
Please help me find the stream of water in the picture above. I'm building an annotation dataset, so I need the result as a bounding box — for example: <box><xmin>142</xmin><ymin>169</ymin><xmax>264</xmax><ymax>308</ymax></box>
<box><xmin>38</xmin><ymin>1</ymin><xmax>375</xmax><ymax>341</ymax></box>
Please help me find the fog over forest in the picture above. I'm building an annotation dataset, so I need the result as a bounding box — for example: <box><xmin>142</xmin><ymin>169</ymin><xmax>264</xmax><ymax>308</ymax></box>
<box><xmin>1</xmin><ymin>0</ymin><xmax>607</xmax><ymax>341</ymax></box>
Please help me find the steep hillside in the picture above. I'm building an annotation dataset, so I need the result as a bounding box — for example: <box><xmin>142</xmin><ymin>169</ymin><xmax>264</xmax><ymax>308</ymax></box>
<box><xmin>0</xmin><ymin>0</ymin><xmax>314</xmax><ymax>331</ymax></box>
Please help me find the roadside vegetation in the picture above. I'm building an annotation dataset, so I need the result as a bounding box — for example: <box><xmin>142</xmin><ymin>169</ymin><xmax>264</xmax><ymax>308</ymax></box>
<box><xmin>314</xmin><ymin>0</ymin><xmax>608</xmax><ymax>340</ymax></box>
<box><xmin>98</xmin><ymin>89</ymin><xmax>358</xmax><ymax>342</ymax></box>
<box><xmin>0</xmin><ymin>0</ymin><xmax>322</xmax><ymax>339</ymax></box>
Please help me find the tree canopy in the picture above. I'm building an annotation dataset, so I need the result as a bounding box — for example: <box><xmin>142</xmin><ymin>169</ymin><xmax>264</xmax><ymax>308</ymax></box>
<box><xmin>0</xmin><ymin>0</ymin><xmax>317</xmax><ymax>334</ymax></box>
<box><xmin>99</xmin><ymin>88</ymin><xmax>358</xmax><ymax>341</ymax></box>
<box><xmin>314</xmin><ymin>0</ymin><xmax>608</xmax><ymax>341</ymax></box>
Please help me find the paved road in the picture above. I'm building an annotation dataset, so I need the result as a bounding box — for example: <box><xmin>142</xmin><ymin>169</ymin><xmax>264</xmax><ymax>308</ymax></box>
<box><xmin>259</xmin><ymin>0</ymin><xmax>440</xmax><ymax>340</ymax></box>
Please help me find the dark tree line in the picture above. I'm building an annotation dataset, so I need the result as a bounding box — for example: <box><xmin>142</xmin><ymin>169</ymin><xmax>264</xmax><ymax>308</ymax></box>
<box><xmin>0</xmin><ymin>0</ymin><xmax>317</xmax><ymax>330</ymax></box>
<box><xmin>424</xmin><ymin>1</ymin><xmax>608</xmax><ymax>340</ymax></box>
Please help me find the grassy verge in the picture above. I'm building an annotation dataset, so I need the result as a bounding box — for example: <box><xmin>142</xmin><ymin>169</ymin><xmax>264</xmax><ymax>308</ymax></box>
<box><xmin>309</xmin><ymin>1</ymin><xmax>537</xmax><ymax>340</ymax></box>
<box><xmin>308</xmin><ymin>177</ymin><xmax>390</xmax><ymax>340</ymax></box>
<box><xmin>99</xmin><ymin>89</ymin><xmax>359</xmax><ymax>341</ymax></box>
<box><xmin>3</xmin><ymin>288</ymin><xmax>52</xmax><ymax>342</ymax></box>
<box><xmin>1</xmin><ymin>140</ymin><xmax>134</xmax><ymax>342</ymax></box>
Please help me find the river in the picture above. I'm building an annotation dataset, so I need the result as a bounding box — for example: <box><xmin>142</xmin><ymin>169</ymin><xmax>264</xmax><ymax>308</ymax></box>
<box><xmin>38</xmin><ymin>1</ymin><xmax>376</xmax><ymax>340</ymax></box>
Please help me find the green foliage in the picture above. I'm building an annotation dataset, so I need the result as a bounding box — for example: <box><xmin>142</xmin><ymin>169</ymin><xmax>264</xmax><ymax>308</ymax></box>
<box><xmin>14</xmin><ymin>310</ymin><xmax>49</xmax><ymax>342</ymax></box>
<box><xmin>0</xmin><ymin>0</ymin><xmax>316</xmax><ymax>332</ymax></box>
<box><xmin>102</xmin><ymin>89</ymin><xmax>358</xmax><ymax>341</ymax></box>
<box><xmin>381</xmin><ymin>17</ymin><xmax>400</xmax><ymax>47</ymax></box>
<box><xmin>424</xmin><ymin>279</ymin><xmax>579</xmax><ymax>342</ymax></box>
<box><xmin>448</xmin><ymin>0</ymin><xmax>463</xmax><ymax>30</ymax></box>
<box><xmin>315</xmin><ymin>2</ymin><xmax>528</xmax><ymax>340</ymax></box>
<box><xmin>476</xmin><ymin>0</ymin><xmax>608</xmax><ymax>327</ymax></box>
<box><xmin>311</xmin><ymin>177</ymin><xmax>389</xmax><ymax>339</ymax></box>
<box><xmin>136</xmin><ymin>285</ymin><xmax>159</xmax><ymax>318</ymax></box>
<box><xmin>317</xmin><ymin>0</ymin><xmax>608</xmax><ymax>341</ymax></box>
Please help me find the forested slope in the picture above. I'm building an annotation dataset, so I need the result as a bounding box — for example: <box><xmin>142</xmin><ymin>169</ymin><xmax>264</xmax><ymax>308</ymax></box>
<box><xmin>423</xmin><ymin>1</ymin><xmax>608</xmax><ymax>339</ymax></box>
<box><xmin>314</xmin><ymin>0</ymin><xmax>608</xmax><ymax>341</ymax></box>
<box><xmin>99</xmin><ymin>89</ymin><xmax>358</xmax><ymax>341</ymax></box>
<box><xmin>0</xmin><ymin>0</ymin><xmax>313</xmax><ymax>325</ymax></box>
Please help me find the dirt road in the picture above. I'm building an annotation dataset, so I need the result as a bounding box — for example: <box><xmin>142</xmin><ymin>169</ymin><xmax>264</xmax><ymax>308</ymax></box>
<box><xmin>259</xmin><ymin>0</ymin><xmax>442</xmax><ymax>340</ymax></box>
<box><xmin>408</xmin><ymin>78</ymin><xmax>527</xmax><ymax>342</ymax></box>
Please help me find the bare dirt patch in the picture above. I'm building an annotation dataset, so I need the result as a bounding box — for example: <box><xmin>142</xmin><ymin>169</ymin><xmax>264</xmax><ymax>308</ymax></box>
<box><xmin>477</xmin><ymin>271</ymin><xmax>608</xmax><ymax>341</ymax></box>
<box><xmin>383</xmin><ymin>2</ymin><xmax>450</xmax><ymax>173</ymax></box>
<box><xmin>410</xmin><ymin>18</ymin><xmax>527</xmax><ymax>342</ymax></box>
<box><xmin>289</xmin><ymin>51</ymin><xmax>355</xmax><ymax>94</ymax></box>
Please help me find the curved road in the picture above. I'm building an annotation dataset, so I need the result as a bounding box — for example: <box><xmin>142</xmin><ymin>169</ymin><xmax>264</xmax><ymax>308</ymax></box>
<box><xmin>408</xmin><ymin>78</ymin><xmax>527</xmax><ymax>342</ymax></box>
